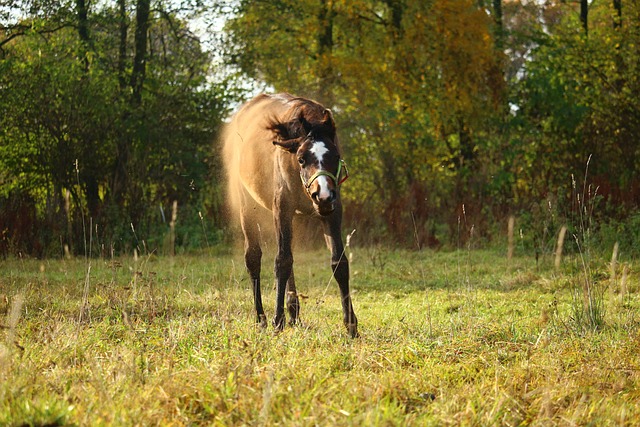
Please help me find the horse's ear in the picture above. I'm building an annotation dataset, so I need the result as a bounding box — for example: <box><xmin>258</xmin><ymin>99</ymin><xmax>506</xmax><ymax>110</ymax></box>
<box><xmin>322</xmin><ymin>109</ymin><xmax>335</xmax><ymax>127</ymax></box>
<box><xmin>272</xmin><ymin>139</ymin><xmax>300</xmax><ymax>153</ymax></box>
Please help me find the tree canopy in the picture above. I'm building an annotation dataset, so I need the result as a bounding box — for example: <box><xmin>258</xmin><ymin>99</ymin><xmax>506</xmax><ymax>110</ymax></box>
<box><xmin>1</xmin><ymin>0</ymin><xmax>639</xmax><ymax>256</ymax></box>
<box><xmin>223</xmin><ymin>0</ymin><xmax>640</xmax><ymax>249</ymax></box>
<box><xmin>1</xmin><ymin>0</ymin><xmax>231</xmax><ymax>256</ymax></box>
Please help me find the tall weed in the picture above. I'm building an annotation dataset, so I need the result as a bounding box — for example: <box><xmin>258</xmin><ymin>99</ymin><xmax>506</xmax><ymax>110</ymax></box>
<box><xmin>567</xmin><ymin>155</ymin><xmax>606</xmax><ymax>334</ymax></box>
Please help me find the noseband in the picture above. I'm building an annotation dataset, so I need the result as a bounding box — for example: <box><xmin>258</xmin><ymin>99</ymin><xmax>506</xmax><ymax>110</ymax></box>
<box><xmin>300</xmin><ymin>159</ymin><xmax>349</xmax><ymax>193</ymax></box>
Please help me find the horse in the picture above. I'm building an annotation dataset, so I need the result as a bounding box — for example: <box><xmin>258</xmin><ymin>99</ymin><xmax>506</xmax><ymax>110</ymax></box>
<box><xmin>222</xmin><ymin>93</ymin><xmax>358</xmax><ymax>338</ymax></box>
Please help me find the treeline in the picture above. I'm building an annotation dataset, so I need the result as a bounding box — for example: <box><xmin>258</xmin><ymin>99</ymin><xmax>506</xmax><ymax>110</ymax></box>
<box><xmin>1</xmin><ymin>0</ymin><xmax>639</xmax><ymax>257</ymax></box>
<box><xmin>1</xmin><ymin>0</ymin><xmax>233</xmax><ymax>256</ymax></box>
<box><xmin>224</xmin><ymin>0</ymin><xmax>640</xmax><ymax>253</ymax></box>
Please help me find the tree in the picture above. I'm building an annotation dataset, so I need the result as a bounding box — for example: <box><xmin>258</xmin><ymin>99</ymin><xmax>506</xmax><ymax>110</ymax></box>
<box><xmin>0</xmin><ymin>1</ymin><xmax>231</xmax><ymax>256</ymax></box>
<box><xmin>581</xmin><ymin>0</ymin><xmax>589</xmax><ymax>34</ymax></box>
<box><xmin>495</xmin><ymin>0</ymin><xmax>640</xmax><ymax>254</ymax></box>
<box><xmin>224</xmin><ymin>0</ymin><xmax>504</xmax><ymax>244</ymax></box>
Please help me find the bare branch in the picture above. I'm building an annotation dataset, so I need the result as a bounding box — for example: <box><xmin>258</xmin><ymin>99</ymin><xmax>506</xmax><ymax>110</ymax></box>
<box><xmin>1</xmin><ymin>22</ymin><xmax>74</xmax><ymax>51</ymax></box>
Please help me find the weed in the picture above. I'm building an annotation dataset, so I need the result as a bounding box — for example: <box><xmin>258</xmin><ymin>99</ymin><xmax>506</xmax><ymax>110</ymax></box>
<box><xmin>565</xmin><ymin>155</ymin><xmax>608</xmax><ymax>335</ymax></box>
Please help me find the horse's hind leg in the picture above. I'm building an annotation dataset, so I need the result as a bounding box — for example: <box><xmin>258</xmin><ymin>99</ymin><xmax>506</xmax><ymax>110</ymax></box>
<box><xmin>240</xmin><ymin>201</ymin><xmax>266</xmax><ymax>327</ymax></box>
<box><xmin>286</xmin><ymin>270</ymin><xmax>300</xmax><ymax>325</ymax></box>
<box><xmin>273</xmin><ymin>201</ymin><xmax>294</xmax><ymax>331</ymax></box>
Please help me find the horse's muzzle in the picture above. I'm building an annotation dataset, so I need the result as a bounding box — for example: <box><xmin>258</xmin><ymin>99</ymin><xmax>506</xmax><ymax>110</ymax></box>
<box><xmin>312</xmin><ymin>190</ymin><xmax>336</xmax><ymax>216</ymax></box>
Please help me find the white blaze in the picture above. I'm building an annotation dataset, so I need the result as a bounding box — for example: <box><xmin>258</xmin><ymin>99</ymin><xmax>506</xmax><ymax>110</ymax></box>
<box><xmin>316</xmin><ymin>176</ymin><xmax>331</xmax><ymax>200</ymax></box>
<box><xmin>309</xmin><ymin>141</ymin><xmax>331</xmax><ymax>200</ymax></box>
<box><xmin>309</xmin><ymin>140</ymin><xmax>329</xmax><ymax>162</ymax></box>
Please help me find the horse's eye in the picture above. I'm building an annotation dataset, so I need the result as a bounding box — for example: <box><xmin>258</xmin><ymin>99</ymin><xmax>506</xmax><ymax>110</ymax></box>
<box><xmin>298</xmin><ymin>158</ymin><xmax>305</xmax><ymax>166</ymax></box>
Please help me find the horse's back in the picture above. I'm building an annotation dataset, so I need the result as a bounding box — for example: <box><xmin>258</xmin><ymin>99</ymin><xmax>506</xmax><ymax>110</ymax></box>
<box><xmin>222</xmin><ymin>94</ymin><xmax>292</xmax><ymax>216</ymax></box>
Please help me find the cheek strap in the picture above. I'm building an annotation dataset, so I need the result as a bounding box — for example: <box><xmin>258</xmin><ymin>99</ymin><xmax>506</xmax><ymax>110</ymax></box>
<box><xmin>300</xmin><ymin>159</ymin><xmax>349</xmax><ymax>190</ymax></box>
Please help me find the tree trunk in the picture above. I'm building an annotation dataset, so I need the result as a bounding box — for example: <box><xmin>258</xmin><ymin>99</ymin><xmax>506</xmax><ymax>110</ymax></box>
<box><xmin>76</xmin><ymin>0</ymin><xmax>91</xmax><ymax>75</ymax></box>
<box><xmin>76</xmin><ymin>0</ymin><xmax>100</xmax><ymax>219</ymax></box>
<box><xmin>580</xmin><ymin>0</ymin><xmax>588</xmax><ymax>35</ymax></box>
<box><xmin>459</xmin><ymin>118</ymin><xmax>474</xmax><ymax>166</ymax></box>
<box><xmin>613</xmin><ymin>0</ymin><xmax>622</xmax><ymax>29</ymax></box>
<box><xmin>317</xmin><ymin>0</ymin><xmax>334</xmax><ymax>106</ymax></box>
<box><xmin>112</xmin><ymin>0</ymin><xmax>150</xmax><ymax>207</ymax></box>
<box><xmin>130</xmin><ymin>0</ymin><xmax>150</xmax><ymax>107</ymax></box>
<box><xmin>76</xmin><ymin>0</ymin><xmax>90</xmax><ymax>47</ymax></box>
<box><xmin>85</xmin><ymin>175</ymin><xmax>100</xmax><ymax>219</ymax></box>
<box><xmin>118</xmin><ymin>0</ymin><xmax>128</xmax><ymax>91</ymax></box>
<box><xmin>492</xmin><ymin>0</ymin><xmax>503</xmax><ymax>50</ymax></box>
<box><xmin>385</xmin><ymin>0</ymin><xmax>404</xmax><ymax>39</ymax></box>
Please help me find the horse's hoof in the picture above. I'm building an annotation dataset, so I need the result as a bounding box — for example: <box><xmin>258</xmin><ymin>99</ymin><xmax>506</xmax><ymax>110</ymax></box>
<box><xmin>257</xmin><ymin>314</ymin><xmax>268</xmax><ymax>329</ymax></box>
<box><xmin>346</xmin><ymin>323</ymin><xmax>359</xmax><ymax>338</ymax></box>
<box><xmin>273</xmin><ymin>316</ymin><xmax>285</xmax><ymax>332</ymax></box>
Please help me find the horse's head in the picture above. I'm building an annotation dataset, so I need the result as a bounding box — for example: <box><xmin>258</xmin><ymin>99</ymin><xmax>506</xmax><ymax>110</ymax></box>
<box><xmin>270</xmin><ymin>109</ymin><xmax>348</xmax><ymax>216</ymax></box>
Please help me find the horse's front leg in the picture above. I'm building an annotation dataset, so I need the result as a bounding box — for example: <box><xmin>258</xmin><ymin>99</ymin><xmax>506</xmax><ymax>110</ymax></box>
<box><xmin>322</xmin><ymin>208</ymin><xmax>358</xmax><ymax>338</ymax></box>
<box><xmin>273</xmin><ymin>197</ymin><xmax>294</xmax><ymax>331</ymax></box>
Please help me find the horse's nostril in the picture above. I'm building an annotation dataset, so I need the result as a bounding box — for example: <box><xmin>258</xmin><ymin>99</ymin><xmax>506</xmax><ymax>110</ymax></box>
<box><xmin>329</xmin><ymin>190</ymin><xmax>336</xmax><ymax>202</ymax></box>
<box><xmin>311</xmin><ymin>192</ymin><xmax>320</xmax><ymax>202</ymax></box>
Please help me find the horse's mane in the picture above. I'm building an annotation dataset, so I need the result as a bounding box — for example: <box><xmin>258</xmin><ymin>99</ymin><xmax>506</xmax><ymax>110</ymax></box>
<box><xmin>268</xmin><ymin>93</ymin><xmax>338</xmax><ymax>147</ymax></box>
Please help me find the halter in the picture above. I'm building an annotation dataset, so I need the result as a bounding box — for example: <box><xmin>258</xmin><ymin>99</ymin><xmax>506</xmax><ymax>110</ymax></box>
<box><xmin>300</xmin><ymin>159</ymin><xmax>349</xmax><ymax>192</ymax></box>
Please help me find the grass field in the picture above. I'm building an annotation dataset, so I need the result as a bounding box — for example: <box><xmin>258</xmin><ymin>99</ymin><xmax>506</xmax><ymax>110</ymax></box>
<box><xmin>1</xmin><ymin>245</ymin><xmax>639</xmax><ymax>426</ymax></box>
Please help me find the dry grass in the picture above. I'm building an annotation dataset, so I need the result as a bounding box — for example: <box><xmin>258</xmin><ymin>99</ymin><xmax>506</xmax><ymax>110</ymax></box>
<box><xmin>1</xmin><ymin>247</ymin><xmax>639</xmax><ymax>425</ymax></box>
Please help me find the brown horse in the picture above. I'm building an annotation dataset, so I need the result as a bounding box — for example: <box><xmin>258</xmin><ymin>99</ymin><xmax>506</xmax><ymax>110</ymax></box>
<box><xmin>222</xmin><ymin>93</ymin><xmax>358</xmax><ymax>338</ymax></box>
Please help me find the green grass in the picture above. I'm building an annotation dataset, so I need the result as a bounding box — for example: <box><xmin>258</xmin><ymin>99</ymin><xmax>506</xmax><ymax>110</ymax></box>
<box><xmin>1</xmin><ymin>246</ymin><xmax>639</xmax><ymax>426</ymax></box>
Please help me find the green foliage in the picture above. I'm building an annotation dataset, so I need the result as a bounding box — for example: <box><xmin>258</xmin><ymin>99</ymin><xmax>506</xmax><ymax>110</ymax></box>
<box><xmin>222</xmin><ymin>0</ymin><xmax>640</xmax><ymax>248</ymax></box>
<box><xmin>0</xmin><ymin>1</ymin><xmax>235</xmax><ymax>256</ymax></box>
<box><xmin>508</xmin><ymin>1</ymin><xmax>640</xmax><ymax>214</ymax></box>
<box><xmin>597</xmin><ymin>212</ymin><xmax>640</xmax><ymax>256</ymax></box>
<box><xmin>2</xmin><ymin>0</ymin><xmax>640</xmax><ymax>255</ymax></box>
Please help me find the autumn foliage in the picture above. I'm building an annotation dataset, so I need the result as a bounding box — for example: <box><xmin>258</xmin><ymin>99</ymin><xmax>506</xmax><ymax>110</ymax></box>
<box><xmin>1</xmin><ymin>0</ymin><xmax>639</xmax><ymax>255</ymax></box>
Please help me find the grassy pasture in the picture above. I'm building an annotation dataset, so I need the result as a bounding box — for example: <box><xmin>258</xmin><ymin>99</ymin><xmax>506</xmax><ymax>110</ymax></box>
<box><xmin>1</xmin><ymin>246</ymin><xmax>639</xmax><ymax>426</ymax></box>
